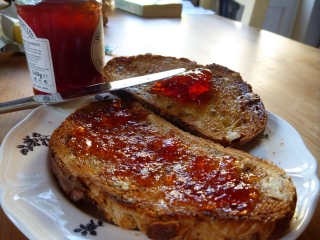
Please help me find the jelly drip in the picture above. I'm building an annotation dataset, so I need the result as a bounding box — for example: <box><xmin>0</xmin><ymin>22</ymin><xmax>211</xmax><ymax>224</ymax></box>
<box><xmin>151</xmin><ymin>68</ymin><xmax>213</xmax><ymax>104</ymax></box>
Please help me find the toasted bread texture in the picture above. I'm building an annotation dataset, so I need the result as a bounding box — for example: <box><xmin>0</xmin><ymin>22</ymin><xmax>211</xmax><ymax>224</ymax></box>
<box><xmin>49</xmin><ymin>99</ymin><xmax>296</xmax><ymax>240</ymax></box>
<box><xmin>102</xmin><ymin>54</ymin><xmax>268</xmax><ymax>147</ymax></box>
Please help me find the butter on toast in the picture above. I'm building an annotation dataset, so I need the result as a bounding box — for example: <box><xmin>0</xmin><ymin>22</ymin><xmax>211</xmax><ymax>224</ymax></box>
<box><xmin>103</xmin><ymin>54</ymin><xmax>268</xmax><ymax>147</ymax></box>
<box><xmin>49</xmin><ymin>99</ymin><xmax>296</xmax><ymax>240</ymax></box>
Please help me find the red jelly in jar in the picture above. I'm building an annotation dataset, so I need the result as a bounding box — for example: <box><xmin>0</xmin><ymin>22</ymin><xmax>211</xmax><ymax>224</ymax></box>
<box><xmin>15</xmin><ymin>0</ymin><xmax>105</xmax><ymax>94</ymax></box>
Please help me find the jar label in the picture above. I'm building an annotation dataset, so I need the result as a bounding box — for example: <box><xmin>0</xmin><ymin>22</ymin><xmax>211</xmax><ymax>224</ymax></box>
<box><xmin>91</xmin><ymin>17</ymin><xmax>106</xmax><ymax>74</ymax></box>
<box><xmin>18</xmin><ymin>16</ymin><xmax>57</xmax><ymax>93</ymax></box>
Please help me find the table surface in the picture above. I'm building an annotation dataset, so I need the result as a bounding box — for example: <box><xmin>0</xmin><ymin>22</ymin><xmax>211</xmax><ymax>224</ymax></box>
<box><xmin>0</xmin><ymin>5</ymin><xmax>319</xmax><ymax>240</ymax></box>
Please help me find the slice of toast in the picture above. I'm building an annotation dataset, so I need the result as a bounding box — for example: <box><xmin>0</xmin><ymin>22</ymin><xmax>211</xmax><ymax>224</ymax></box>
<box><xmin>103</xmin><ymin>54</ymin><xmax>268</xmax><ymax>147</ymax></box>
<box><xmin>49</xmin><ymin>99</ymin><xmax>296</xmax><ymax>240</ymax></box>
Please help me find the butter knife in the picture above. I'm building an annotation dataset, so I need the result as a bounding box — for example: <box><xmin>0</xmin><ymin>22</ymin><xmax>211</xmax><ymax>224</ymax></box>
<box><xmin>0</xmin><ymin>68</ymin><xmax>185</xmax><ymax>114</ymax></box>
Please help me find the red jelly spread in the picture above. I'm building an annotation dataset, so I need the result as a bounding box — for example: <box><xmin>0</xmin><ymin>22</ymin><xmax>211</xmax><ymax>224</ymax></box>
<box><xmin>68</xmin><ymin>100</ymin><xmax>259</xmax><ymax>214</ymax></box>
<box><xmin>151</xmin><ymin>68</ymin><xmax>213</xmax><ymax>104</ymax></box>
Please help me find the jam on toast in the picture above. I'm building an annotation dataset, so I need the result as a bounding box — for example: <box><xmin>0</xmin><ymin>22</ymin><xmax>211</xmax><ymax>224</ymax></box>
<box><xmin>49</xmin><ymin>99</ymin><xmax>296</xmax><ymax>240</ymax></box>
<box><xmin>103</xmin><ymin>54</ymin><xmax>268</xmax><ymax>147</ymax></box>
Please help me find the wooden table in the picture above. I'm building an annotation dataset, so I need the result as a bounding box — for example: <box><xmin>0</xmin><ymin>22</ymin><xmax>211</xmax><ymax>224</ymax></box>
<box><xmin>0</xmin><ymin>6</ymin><xmax>319</xmax><ymax>240</ymax></box>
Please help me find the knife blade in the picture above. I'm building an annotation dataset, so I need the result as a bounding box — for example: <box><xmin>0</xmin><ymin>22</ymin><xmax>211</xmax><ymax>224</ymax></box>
<box><xmin>0</xmin><ymin>68</ymin><xmax>185</xmax><ymax>114</ymax></box>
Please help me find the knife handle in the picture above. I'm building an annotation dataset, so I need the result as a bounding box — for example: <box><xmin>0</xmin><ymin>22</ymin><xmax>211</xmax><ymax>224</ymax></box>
<box><xmin>0</xmin><ymin>96</ymin><xmax>41</xmax><ymax>114</ymax></box>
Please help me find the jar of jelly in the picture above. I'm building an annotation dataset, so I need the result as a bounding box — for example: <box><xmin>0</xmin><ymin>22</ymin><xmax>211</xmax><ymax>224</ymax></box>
<box><xmin>15</xmin><ymin>0</ymin><xmax>106</xmax><ymax>94</ymax></box>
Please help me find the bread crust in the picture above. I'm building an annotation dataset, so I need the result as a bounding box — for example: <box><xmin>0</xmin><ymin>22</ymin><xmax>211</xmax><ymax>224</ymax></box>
<box><xmin>102</xmin><ymin>54</ymin><xmax>268</xmax><ymax>147</ymax></box>
<box><xmin>49</xmin><ymin>99</ymin><xmax>296</xmax><ymax>240</ymax></box>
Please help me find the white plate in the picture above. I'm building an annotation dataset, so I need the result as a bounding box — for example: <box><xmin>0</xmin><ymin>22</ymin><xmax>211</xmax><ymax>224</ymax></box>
<box><xmin>0</xmin><ymin>96</ymin><xmax>319</xmax><ymax>240</ymax></box>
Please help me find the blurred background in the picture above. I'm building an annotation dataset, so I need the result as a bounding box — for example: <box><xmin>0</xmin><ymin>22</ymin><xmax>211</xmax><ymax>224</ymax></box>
<box><xmin>1</xmin><ymin>0</ymin><xmax>320</xmax><ymax>49</ymax></box>
<box><xmin>190</xmin><ymin>0</ymin><xmax>320</xmax><ymax>48</ymax></box>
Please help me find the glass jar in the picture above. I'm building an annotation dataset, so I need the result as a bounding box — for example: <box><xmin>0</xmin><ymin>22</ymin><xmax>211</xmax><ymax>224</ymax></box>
<box><xmin>15</xmin><ymin>0</ymin><xmax>106</xmax><ymax>94</ymax></box>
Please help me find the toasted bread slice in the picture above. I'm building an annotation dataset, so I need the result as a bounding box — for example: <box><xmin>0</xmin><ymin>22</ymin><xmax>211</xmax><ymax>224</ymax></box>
<box><xmin>103</xmin><ymin>54</ymin><xmax>268</xmax><ymax>147</ymax></box>
<box><xmin>49</xmin><ymin>99</ymin><xmax>296</xmax><ymax>240</ymax></box>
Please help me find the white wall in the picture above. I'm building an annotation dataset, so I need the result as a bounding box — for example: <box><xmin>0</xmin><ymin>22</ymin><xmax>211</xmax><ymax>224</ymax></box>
<box><xmin>291</xmin><ymin>0</ymin><xmax>315</xmax><ymax>42</ymax></box>
<box><xmin>303</xmin><ymin>0</ymin><xmax>320</xmax><ymax>47</ymax></box>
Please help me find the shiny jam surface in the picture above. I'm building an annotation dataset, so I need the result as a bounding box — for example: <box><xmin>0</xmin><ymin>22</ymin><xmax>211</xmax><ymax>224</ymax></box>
<box><xmin>68</xmin><ymin>100</ymin><xmax>259</xmax><ymax>213</ymax></box>
<box><xmin>16</xmin><ymin>1</ymin><xmax>104</xmax><ymax>94</ymax></box>
<box><xmin>151</xmin><ymin>68</ymin><xmax>213</xmax><ymax>104</ymax></box>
